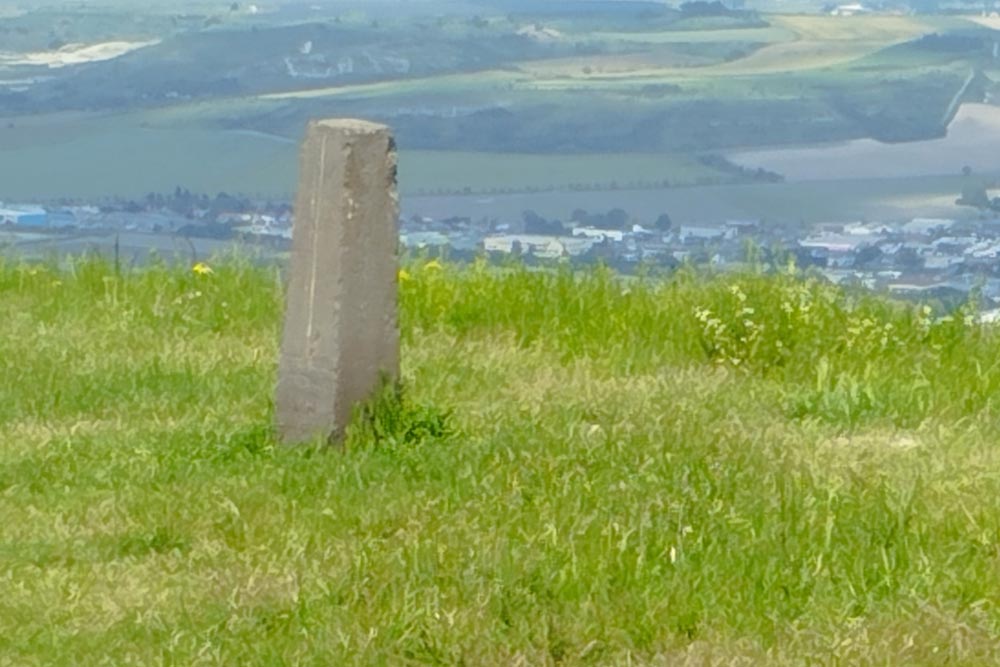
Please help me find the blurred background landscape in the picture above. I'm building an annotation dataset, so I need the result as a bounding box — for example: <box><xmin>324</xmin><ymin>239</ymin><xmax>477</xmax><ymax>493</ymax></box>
<box><xmin>0</xmin><ymin>0</ymin><xmax>998</xmax><ymax>290</ymax></box>
<box><xmin>0</xmin><ymin>0</ymin><xmax>997</xmax><ymax>201</ymax></box>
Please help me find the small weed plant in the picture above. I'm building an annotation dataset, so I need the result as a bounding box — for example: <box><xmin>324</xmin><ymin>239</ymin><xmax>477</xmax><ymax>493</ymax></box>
<box><xmin>347</xmin><ymin>378</ymin><xmax>452</xmax><ymax>450</ymax></box>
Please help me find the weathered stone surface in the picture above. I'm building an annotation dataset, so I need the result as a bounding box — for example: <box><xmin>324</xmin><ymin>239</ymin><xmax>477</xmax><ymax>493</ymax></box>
<box><xmin>276</xmin><ymin>119</ymin><xmax>399</xmax><ymax>444</ymax></box>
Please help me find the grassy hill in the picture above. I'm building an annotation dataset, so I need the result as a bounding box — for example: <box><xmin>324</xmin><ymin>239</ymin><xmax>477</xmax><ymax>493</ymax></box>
<box><xmin>4</xmin><ymin>257</ymin><xmax>1000</xmax><ymax>664</ymax></box>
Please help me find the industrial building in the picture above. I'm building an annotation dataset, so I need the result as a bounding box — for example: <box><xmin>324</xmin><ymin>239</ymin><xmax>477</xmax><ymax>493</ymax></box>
<box><xmin>0</xmin><ymin>205</ymin><xmax>48</xmax><ymax>227</ymax></box>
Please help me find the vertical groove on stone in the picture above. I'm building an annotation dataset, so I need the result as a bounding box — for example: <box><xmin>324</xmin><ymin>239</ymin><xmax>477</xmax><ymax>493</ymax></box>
<box><xmin>275</xmin><ymin>119</ymin><xmax>399</xmax><ymax>445</ymax></box>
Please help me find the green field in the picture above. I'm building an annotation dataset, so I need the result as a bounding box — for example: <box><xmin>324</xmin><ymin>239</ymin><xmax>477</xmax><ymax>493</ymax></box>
<box><xmin>5</xmin><ymin>258</ymin><xmax>1000</xmax><ymax>663</ymax></box>
<box><xmin>0</xmin><ymin>107</ymin><xmax>988</xmax><ymax>225</ymax></box>
<box><xmin>521</xmin><ymin>15</ymin><xmax>939</xmax><ymax>83</ymax></box>
<box><xmin>406</xmin><ymin>173</ymin><xmax>988</xmax><ymax>227</ymax></box>
<box><xmin>0</xmin><ymin>104</ymin><xmax>988</xmax><ymax>224</ymax></box>
<box><xmin>399</xmin><ymin>151</ymin><xmax>726</xmax><ymax>194</ymax></box>
<box><xmin>589</xmin><ymin>26</ymin><xmax>795</xmax><ymax>44</ymax></box>
<box><xmin>0</xmin><ymin>113</ymin><xmax>300</xmax><ymax>200</ymax></box>
<box><xmin>0</xmin><ymin>111</ymin><xmax>728</xmax><ymax>199</ymax></box>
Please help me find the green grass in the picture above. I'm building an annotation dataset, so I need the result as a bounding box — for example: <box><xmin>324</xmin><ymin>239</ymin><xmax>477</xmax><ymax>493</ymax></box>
<box><xmin>4</xmin><ymin>257</ymin><xmax>1000</xmax><ymax>664</ymax></box>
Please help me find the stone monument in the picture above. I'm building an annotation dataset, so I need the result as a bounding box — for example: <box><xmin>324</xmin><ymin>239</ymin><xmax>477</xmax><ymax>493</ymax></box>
<box><xmin>275</xmin><ymin>119</ymin><xmax>399</xmax><ymax>444</ymax></box>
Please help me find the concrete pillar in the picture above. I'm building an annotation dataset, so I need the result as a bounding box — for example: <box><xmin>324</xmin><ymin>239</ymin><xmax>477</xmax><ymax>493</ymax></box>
<box><xmin>275</xmin><ymin>119</ymin><xmax>399</xmax><ymax>445</ymax></box>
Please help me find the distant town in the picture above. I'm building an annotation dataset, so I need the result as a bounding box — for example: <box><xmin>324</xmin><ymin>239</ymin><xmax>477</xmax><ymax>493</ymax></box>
<box><xmin>4</xmin><ymin>191</ymin><xmax>1000</xmax><ymax>311</ymax></box>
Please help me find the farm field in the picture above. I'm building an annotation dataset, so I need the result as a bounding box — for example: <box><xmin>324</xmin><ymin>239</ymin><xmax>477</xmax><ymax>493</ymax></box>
<box><xmin>730</xmin><ymin>103</ymin><xmax>1000</xmax><ymax>182</ymax></box>
<box><xmin>257</xmin><ymin>15</ymin><xmax>952</xmax><ymax>97</ymax></box>
<box><xmin>2</xmin><ymin>102</ymin><xmax>991</xmax><ymax>227</ymax></box>
<box><xmin>589</xmin><ymin>26</ymin><xmax>795</xmax><ymax>44</ymax></box>
<box><xmin>1</xmin><ymin>105</ymin><xmax>988</xmax><ymax>227</ymax></box>
<box><xmin>0</xmin><ymin>114</ymin><xmax>300</xmax><ymax>200</ymax></box>
<box><xmin>397</xmin><ymin>151</ymin><xmax>725</xmax><ymax>195</ymax></box>
<box><xmin>403</xmin><ymin>173</ymin><xmax>989</xmax><ymax>227</ymax></box>
<box><xmin>5</xmin><ymin>259</ymin><xmax>1000</xmax><ymax>663</ymax></box>
<box><xmin>520</xmin><ymin>15</ymin><xmax>940</xmax><ymax>84</ymax></box>
<box><xmin>0</xmin><ymin>110</ymin><xmax>730</xmax><ymax>200</ymax></box>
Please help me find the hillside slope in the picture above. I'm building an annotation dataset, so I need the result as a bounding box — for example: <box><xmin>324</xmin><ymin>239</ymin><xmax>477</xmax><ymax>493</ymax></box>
<box><xmin>2</xmin><ymin>258</ymin><xmax>1000</xmax><ymax>664</ymax></box>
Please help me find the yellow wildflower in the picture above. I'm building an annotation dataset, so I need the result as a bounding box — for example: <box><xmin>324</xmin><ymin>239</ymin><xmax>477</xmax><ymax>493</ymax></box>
<box><xmin>398</xmin><ymin>268</ymin><xmax>412</xmax><ymax>282</ymax></box>
<box><xmin>192</xmin><ymin>262</ymin><xmax>214</xmax><ymax>276</ymax></box>
<box><xmin>424</xmin><ymin>259</ymin><xmax>443</xmax><ymax>272</ymax></box>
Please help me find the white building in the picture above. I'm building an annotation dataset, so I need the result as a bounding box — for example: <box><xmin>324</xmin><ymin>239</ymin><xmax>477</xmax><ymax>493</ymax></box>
<box><xmin>572</xmin><ymin>227</ymin><xmax>624</xmax><ymax>243</ymax></box>
<box><xmin>830</xmin><ymin>3</ymin><xmax>871</xmax><ymax>16</ymax></box>
<box><xmin>483</xmin><ymin>234</ymin><xmax>595</xmax><ymax>259</ymax></box>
